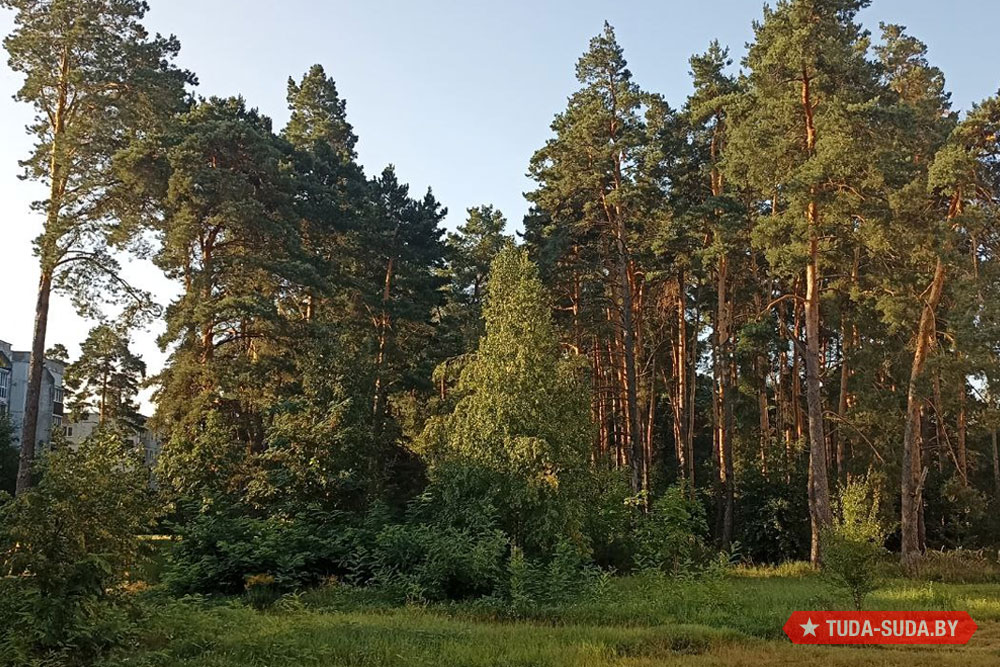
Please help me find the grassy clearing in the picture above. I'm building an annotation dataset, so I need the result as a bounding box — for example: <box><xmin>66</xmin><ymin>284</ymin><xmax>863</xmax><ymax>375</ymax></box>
<box><xmin>102</xmin><ymin>570</ymin><xmax>1000</xmax><ymax>666</ymax></box>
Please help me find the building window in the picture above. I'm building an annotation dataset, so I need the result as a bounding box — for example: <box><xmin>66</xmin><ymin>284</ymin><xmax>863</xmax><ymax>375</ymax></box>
<box><xmin>0</xmin><ymin>369</ymin><xmax>8</xmax><ymax>400</ymax></box>
<box><xmin>53</xmin><ymin>385</ymin><xmax>64</xmax><ymax>404</ymax></box>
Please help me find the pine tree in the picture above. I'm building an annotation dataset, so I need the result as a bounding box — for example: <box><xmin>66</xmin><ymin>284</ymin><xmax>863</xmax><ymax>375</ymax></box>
<box><xmin>893</xmin><ymin>90</ymin><xmax>1000</xmax><ymax>563</ymax></box>
<box><xmin>283</xmin><ymin>64</ymin><xmax>367</xmax><ymax>320</ymax></box>
<box><xmin>64</xmin><ymin>324</ymin><xmax>146</xmax><ymax>432</ymax></box>
<box><xmin>365</xmin><ymin>167</ymin><xmax>448</xmax><ymax>441</ymax></box>
<box><xmin>119</xmin><ymin>97</ymin><xmax>305</xmax><ymax>490</ymax></box>
<box><xmin>675</xmin><ymin>40</ymin><xmax>741</xmax><ymax>544</ymax></box>
<box><xmin>2</xmin><ymin>0</ymin><xmax>192</xmax><ymax>493</ymax></box>
<box><xmin>442</xmin><ymin>205</ymin><xmax>514</xmax><ymax>351</ymax></box>
<box><xmin>526</xmin><ymin>23</ymin><xmax>671</xmax><ymax>496</ymax></box>
<box><xmin>726</xmin><ymin>0</ymin><xmax>880</xmax><ymax>563</ymax></box>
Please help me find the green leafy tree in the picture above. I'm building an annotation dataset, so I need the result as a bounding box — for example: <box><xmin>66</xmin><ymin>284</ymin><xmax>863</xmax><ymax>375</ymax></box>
<box><xmin>822</xmin><ymin>475</ymin><xmax>890</xmax><ymax>610</ymax></box>
<box><xmin>2</xmin><ymin>0</ymin><xmax>192</xmax><ymax>494</ymax></box>
<box><xmin>419</xmin><ymin>247</ymin><xmax>593</xmax><ymax>553</ymax></box>
<box><xmin>0</xmin><ymin>430</ymin><xmax>160</xmax><ymax>661</ymax></box>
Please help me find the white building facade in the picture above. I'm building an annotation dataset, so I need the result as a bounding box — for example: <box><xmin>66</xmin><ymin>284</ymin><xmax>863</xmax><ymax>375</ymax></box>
<box><xmin>0</xmin><ymin>339</ymin><xmax>65</xmax><ymax>451</ymax></box>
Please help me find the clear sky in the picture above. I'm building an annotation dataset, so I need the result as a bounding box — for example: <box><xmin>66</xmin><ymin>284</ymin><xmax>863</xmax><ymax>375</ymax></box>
<box><xmin>2</xmin><ymin>0</ymin><xmax>998</xmax><ymax>410</ymax></box>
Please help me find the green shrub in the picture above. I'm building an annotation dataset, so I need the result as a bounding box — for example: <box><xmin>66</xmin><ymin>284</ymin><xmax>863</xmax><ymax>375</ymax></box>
<box><xmin>733</xmin><ymin>449</ymin><xmax>811</xmax><ymax>564</ymax></box>
<box><xmin>0</xmin><ymin>430</ymin><xmax>159</xmax><ymax>664</ymax></box>
<box><xmin>367</xmin><ymin>522</ymin><xmax>508</xmax><ymax>602</ymax></box>
<box><xmin>635</xmin><ymin>485</ymin><xmax>714</xmax><ymax>574</ymax></box>
<box><xmin>581</xmin><ymin>467</ymin><xmax>638</xmax><ymax>570</ymax></box>
<box><xmin>0</xmin><ymin>413</ymin><xmax>16</xmax><ymax>497</ymax></box>
<box><xmin>822</xmin><ymin>475</ymin><xmax>889</xmax><ymax>610</ymax></box>
<box><xmin>903</xmin><ymin>548</ymin><xmax>1000</xmax><ymax>583</ymax></box>
<box><xmin>163</xmin><ymin>502</ymin><xmax>363</xmax><ymax>595</ymax></box>
<box><xmin>502</xmin><ymin>538</ymin><xmax>602</xmax><ymax>611</ymax></box>
<box><xmin>924</xmin><ymin>474</ymin><xmax>988</xmax><ymax>549</ymax></box>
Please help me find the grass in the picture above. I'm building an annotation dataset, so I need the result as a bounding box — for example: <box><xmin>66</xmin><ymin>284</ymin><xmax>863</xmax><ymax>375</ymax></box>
<box><xmin>100</xmin><ymin>568</ymin><xmax>1000</xmax><ymax>666</ymax></box>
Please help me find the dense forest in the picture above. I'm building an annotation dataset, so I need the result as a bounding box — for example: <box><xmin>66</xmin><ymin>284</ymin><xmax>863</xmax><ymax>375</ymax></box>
<box><xmin>3</xmin><ymin>0</ymin><xmax>1000</xmax><ymax>662</ymax></box>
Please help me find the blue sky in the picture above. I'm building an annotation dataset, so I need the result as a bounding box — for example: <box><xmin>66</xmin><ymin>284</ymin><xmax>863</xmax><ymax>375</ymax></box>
<box><xmin>2</xmin><ymin>0</ymin><xmax>998</xmax><ymax>408</ymax></box>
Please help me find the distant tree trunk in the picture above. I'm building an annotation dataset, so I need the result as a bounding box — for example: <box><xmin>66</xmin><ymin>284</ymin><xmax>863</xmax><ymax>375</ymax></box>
<box><xmin>835</xmin><ymin>315</ymin><xmax>850</xmax><ymax>485</ymax></box>
<box><xmin>757</xmin><ymin>355</ymin><xmax>770</xmax><ymax>474</ymax></box>
<box><xmin>956</xmin><ymin>381</ymin><xmax>968</xmax><ymax>484</ymax></box>
<box><xmin>716</xmin><ymin>254</ymin><xmax>734</xmax><ymax>547</ymax></box>
<box><xmin>932</xmin><ymin>372</ymin><xmax>947</xmax><ymax>474</ymax></box>
<box><xmin>373</xmin><ymin>252</ymin><xmax>396</xmax><ymax>439</ymax></box>
<box><xmin>792</xmin><ymin>301</ymin><xmax>805</xmax><ymax>443</ymax></box>
<box><xmin>616</xmin><ymin>236</ymin><xmax>644</xmax><ymax>497</ymax></box>
<box><xmin>992</xmin><ymin>426</ymin><xmax>999</xmax><ymax>495</ymax></box>
<box><xmin>801</xmin><ymin>70</ymin><xmax>833</xmax><ymax>564</ymax></box>
<box><xmin>645</xmin><ymin>354</ymin><xmax>656</xmax><ymax>493</ymax></box>
<box><xmin>672</xmin><ymin>271</ymin><xmax>692</xmax><ymax>496</ymax></box>
<box><xmin>686</xmin><ymin>282</ymin><xmax>699</xmax><ymax>499</ymax></box>
<box><xmin>901</xmin><ymin>255</ymin><xmax>947</xmax><ymax>566</ymax></box>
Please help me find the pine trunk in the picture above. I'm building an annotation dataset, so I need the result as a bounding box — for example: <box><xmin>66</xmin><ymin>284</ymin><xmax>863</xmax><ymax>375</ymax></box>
<box><xmin>801</xmin><ymin>71</ymin><xmax>833</xmax><ymax>564</ymax></box>
<box><xmin>16</xmin><ymin>270</ymin><xmax>53</xmax><ymax>495</ymax></box>
<box><xmin>901</xmin><ymin>256</ymin><xmax>946</xmax><ymax>565</ymax></box>
<box><xmin>716</xmin><ymin>254</ymin><xmax>734</xmax><ymax>547</ymax></box>
<box><xmin>16</xmin><ymin>47</ymin><xmax>70</xmax><ymax>496</ymax></box>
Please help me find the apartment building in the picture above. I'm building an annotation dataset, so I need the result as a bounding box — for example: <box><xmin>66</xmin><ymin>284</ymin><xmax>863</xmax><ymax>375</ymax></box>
<box><xmin>1</xmin><ymin>341</ymin><xmax>65</xmax><ymax>450</ymax></box>
<box><xmin>63</xmin><ymin>412</ymin><xmax>163</xmax><ymax>467</ymax></box>
<box><xmin>0</xmin><ymin>340</ymin><xmax>11</xmax><ymax>416</ymax></box>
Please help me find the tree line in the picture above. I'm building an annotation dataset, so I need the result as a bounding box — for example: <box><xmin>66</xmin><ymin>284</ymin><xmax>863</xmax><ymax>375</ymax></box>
<box><xmin>6</xmin><ymin>0</ymin><xmax>1000</xmax><ymax>569</ymax></box>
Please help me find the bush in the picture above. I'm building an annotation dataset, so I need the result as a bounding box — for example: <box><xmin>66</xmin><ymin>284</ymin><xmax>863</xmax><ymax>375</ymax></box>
<box><xmin>0</xmin><ymin>413</ymin><xmax>16</xmax><ymax>497</ymax></box>
<box><xmin>923</xmin><ymin>474</ymin><xmax>988</xmax><ymax>549</ymax></box>
<box><xmin>504</xmin><ymin>539</ymin><xmax>603</xmax><ymax>610</ymax></box>
<box><xmin>163</xmin><ymin>502</ymin><xmax>363</xmax><ymax>595</ymax></box>
<box><xmin>903</xmin><ymin>548</ymin><xmax>1000</xmax><ymax>583</ymax></box>
<box><xmin>581</xmin><ymin>467</ymin><xmax>639</xmax><ymax>570</ymax></box>
<box><xmin>0</xmin><ymin>430</ymin><xmax>159</xmax><ymax>664</ymax></box>
<box><xmin>822</xmin><ymin>475</ymin><xmax>889</xmax><ymax>610</ymax></box>
<box><xmin>634</xmin><ymin>485</ymin><xmax>714</xmax><ymax>574</ymax></box>
<box><xmin>163</xmin><ymin>494</ymin><xmax>605</xmax><ymax>606</ymax></box>
<box><xmin>733</xmin><ymin>446</ymin><xmax>811</xmax><ymax>564</ymax></box>
<box><xmin>367</xmin><ymin>521</ymin><xmax>508</xmax><ymax>602</ymax></box>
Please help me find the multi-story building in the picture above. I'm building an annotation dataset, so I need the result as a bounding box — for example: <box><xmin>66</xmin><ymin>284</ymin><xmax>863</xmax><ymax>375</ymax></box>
<box><xmin>63</xmin><ymin>412</ymin><xmax>163</xmax><ymax>467</ymax></box>
<box><xmin>1</xmin><ymin>340</ymin><xmax>65</xmax><ymax>451</ymax></box>
<box><xmin>0</xmin><ymin>340</ymin><xmax>12</xmax><ymax>416</ymax></box>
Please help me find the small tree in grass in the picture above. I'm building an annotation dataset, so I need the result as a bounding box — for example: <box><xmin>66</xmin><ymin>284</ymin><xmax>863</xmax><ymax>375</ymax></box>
<box><xmin>822</xmin><ymin>475</ymin><xmax>890</xmax><ymax>610</ymax></box>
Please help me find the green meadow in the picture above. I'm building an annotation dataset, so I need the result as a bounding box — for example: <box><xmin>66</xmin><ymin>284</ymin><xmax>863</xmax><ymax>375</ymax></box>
<box><xmin>102</xmin><ymin>569</ymin><xmax>1000</xmax><ymax>667</ymax></box>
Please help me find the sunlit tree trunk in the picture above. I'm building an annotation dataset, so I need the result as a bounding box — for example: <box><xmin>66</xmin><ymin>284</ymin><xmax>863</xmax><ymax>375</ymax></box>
<box><xmin>901</xmin><ymin>255</ymin><xmax>947</xmax><ymax>566</ymax></box>
<box><xmin>801</xmin><ymin>71</ymin><xmax>833</xmax><ymax>564</ymax></box>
